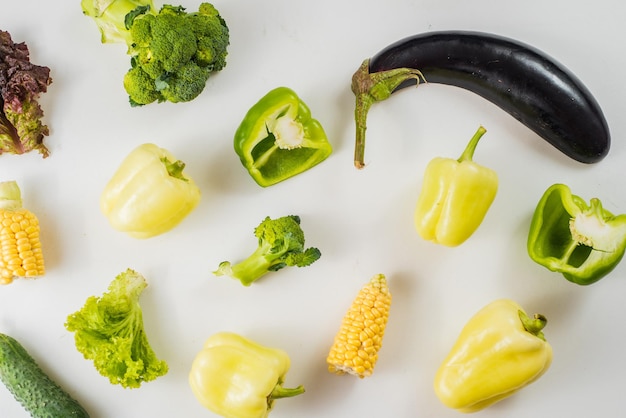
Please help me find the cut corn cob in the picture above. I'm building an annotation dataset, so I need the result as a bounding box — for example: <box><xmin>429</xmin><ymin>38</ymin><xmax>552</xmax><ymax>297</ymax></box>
<box><xmin>326</xmin><ymin>273</ymin><xmax>391</xmax><ymax>378</ymax></box>
<box><xmin>0</xmin><ymin>181</ymin><xmax>45</xmax><ymax>285</ymax></box>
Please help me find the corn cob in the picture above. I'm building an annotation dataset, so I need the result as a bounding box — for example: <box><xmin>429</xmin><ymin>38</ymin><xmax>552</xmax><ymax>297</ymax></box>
<box><xmin>0</xmin><ymin>181</ymin><xmax>45</xmax><ymax>285</ymax></box>
<box><xmin>326</xmin><ymin>273</ymin><xmax>391</xmax><ymax>378</ymax></box>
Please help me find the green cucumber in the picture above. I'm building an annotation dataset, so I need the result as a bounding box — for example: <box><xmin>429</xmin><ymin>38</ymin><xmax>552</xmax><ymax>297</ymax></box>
<box><xmin>0</xmin><ymin>333</ymin><xmax>90</xmax><ymax>418</ymax></box>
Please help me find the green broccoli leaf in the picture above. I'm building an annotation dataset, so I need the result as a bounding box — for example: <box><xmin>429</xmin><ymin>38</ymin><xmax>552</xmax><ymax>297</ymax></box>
<box><xmin>286</xmin><ymin>247</ymin><xmax>322</xmax><ymax>267</ymax></box>
<box><xmin>124</xmin><ymin>4</ymin><xmax>152</xmax><ymax>29</ymax></box>
<box><xmin>65</xmin><ymin>269</ymin><xmax>168</xmax><ymax>389</ymax></box>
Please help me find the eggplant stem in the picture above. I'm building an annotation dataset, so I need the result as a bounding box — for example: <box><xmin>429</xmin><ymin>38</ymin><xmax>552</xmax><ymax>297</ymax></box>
<box><xmin>352</xmin><ymin>59</ymin><xmax>425</xmax><ymax>169</ymax></box>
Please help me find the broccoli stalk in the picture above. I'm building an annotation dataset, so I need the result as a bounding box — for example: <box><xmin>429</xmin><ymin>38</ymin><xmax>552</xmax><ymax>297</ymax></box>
<box><xmin>214</xmin><ymin>215</ymin><xmax>322</xmax><ymax>286</ymax></box>
<box><xmin>80</xmin><ymin>0</ymin><xmax>155</xmax><ymax>45</ymax></box>
<box><xmin>65</xmin><ymin>269</ymin><xmax>168</xmax><ymax>388</ymax></box>
<box><xmin>81</xmin><ymin>0</ymin><xmax>229</xmax><ymax>105</ymax></box>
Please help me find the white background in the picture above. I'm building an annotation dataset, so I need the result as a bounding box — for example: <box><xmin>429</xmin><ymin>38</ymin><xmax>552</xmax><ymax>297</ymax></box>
<box><xmin>2</xmin><ymin>1</ymin><xmax>626</xmax><ymax>417</ymax></box>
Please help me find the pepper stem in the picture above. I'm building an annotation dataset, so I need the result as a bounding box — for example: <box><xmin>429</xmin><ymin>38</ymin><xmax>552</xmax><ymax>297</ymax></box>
<box><xmin>352</xmin><ymin>59</ymin><xmax>425</xmax><ymax>169</ymax></box>
<box><xmin>160</xmin><ymin>157</ymin><xmax>189</xmax><ymax>182</ymax></box>
<box><xmin>266</xmin><ymin>383</ymin><xmax>305</xmax><ymax>414</ymax></box>
<box><xmin>269</xmin><ymin>383</ymin><xmax>306</xmax><ymax>400</ymax></box>
<box><xmin>518</xmin><ymin>310</ymin><xmax>548</xmax><ymax>341</ymax></box>
<box><xmin>458</xmin><ymin>126</ymin><xmax>487</xmax><ymax>163</ymax></box>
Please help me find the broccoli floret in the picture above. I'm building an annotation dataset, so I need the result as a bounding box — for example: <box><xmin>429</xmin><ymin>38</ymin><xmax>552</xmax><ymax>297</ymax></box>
<box><xmin>214</xmin><ymin>215</ymin><xmax>322</xmax><ymax>286</ymax></box>
<box><xmin>123</xmin><ymin>64</ymin><xmax>161</xmax><ymax>106</ymax></box>
<box><xmin>65</xmin><ymin>269</ymin><xmax>168</xmax><ymax>388</ymax></box>
<box><xmin>127</xmin><ymin>11</ymin><xmax>154</xmax><ymax>48</ymax></box>
<box><xmin>158</xmin><ymin>62</ymin><xmax>211</xmax><ymax>103</ymax></box>
<box><xmin>189</xmin><ymin>4</ymin><xmax>230</xmax><ymax>70</ymax></box>
<box><xmin>132</xmin><ymin>5</ymin><xmax>197</xmax><ymax>73</ymax></box>
<box><xmin>81</xmin><ymin>1</ymin><xmax>229</xmax><ymax>105</ymax></box>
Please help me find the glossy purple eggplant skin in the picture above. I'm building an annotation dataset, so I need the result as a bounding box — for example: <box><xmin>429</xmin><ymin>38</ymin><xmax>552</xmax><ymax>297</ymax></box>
<box><xmin>368</xmin><ymin>31</ymin><xmax>610</xmax><ymax>163</ymax></box>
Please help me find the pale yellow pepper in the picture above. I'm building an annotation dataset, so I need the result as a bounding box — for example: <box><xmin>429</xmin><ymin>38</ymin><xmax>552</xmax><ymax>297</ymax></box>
<box><xmin>189</xmin><ymin>332</ymin><xmax>304</xmax><ymax>418</ymax></box>
<box><xmin>434</xmin><ymin>299</ymin><xmax>553</xmax><ymax>413</ymax></box>
<box><xmin>100</xmin><ymin>143</ymin><xmax>200</xmax><ymax>239</ymax></box>
<box><xmin>414</xmin><ymin>126</ymin><xmax>497</xmax><ymax>246</ymax></box>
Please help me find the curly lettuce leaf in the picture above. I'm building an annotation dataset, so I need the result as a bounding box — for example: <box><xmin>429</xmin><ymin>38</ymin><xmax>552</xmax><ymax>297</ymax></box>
<box><xmin>0</xmin><ymin>30</ymin><xmax>52</xmax><ymax>157</ymax></box>
<box><xmin>65</xmin><ymin>269</ymin><xmax>168</xmax><ymax>389</ymax></box>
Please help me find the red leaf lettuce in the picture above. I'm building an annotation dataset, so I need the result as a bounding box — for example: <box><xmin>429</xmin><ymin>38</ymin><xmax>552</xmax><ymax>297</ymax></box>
<box><xmin>0</xmin><ymin>30</ymin><xmax>52</xmax><ymax>157</ymax></box>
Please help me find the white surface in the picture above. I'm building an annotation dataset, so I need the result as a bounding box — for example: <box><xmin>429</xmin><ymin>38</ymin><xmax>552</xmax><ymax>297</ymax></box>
<box><xmin>1</xmin><ymin>1</ymin><xmax>626</xmax><ymax>417</ymax></box>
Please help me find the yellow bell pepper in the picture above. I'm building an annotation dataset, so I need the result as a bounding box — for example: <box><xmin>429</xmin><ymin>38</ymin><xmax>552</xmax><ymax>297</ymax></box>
<box><xmin>414</xmin><ymin>126</ymin><xmax>497</xmax><ymax>246</ymax></box>
<box><xmin>189</xmin><ymin>332</ymin><xmax>305</xmax><ymax>418</ymax></box>
<box><xmin>434</xmin><ymin>299</ymin><xmax>553</xmax><ymax>413</ymax></box>
<box><xmin>100</xmin><ymin>143</ymin><xmax>200</xmax><ymax>239</ymax></box>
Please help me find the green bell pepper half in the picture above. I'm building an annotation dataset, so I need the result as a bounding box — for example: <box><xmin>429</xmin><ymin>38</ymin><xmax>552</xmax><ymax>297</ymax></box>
<box><xmin>234</xmin><ymin>87</ymin><xmax>332</xmax><ymax>187</ymax></box>
<box><xmin>527</xmin><ymin>183</ymin><xmax>626</xmax><ymax>285</ymax></box>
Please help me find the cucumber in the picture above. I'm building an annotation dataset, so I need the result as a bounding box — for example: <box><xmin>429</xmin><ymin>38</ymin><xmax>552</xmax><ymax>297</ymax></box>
<box><xmin>0</xmin><ymin>333</ymin><xmax>90</xmax><ymax>418</ymax></box>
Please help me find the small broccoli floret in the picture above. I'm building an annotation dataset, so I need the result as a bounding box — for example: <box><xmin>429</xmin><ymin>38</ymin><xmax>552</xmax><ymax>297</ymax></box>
<box><xmin>190</xmin><ymin>4</ymin><xmax>230</xmax><ymax>70</ymax></box>
<box><xmin>158</xmin><ymin>62</ymin><xmax>211</xmax><ymax>103</ymax></box>
<box><xmin>81</xmin><ymin>1</ymin><xmax>230</xmax><ymax>105</ymax></box>
<box><xmin>127</xmin><ymin>11</ymin><xmax>154</xmax><ymax>48</ymax></box>
<box><xmin>214</xmin><ymin>215</ymin><xmax>322</xmax><ymax>286</ymax></box>
<box><xmin>123</xmin><ymin>64</ymin><xmax>161</xmax><ymax>106</ymax></box>
<box><xmin>65</xmin><ymin>269</ymin><xmax>168</xmax><ymax>388</ymax></box>
<box><xmin>142</xmin><ymin>6</ymin><xmax>197</xmax><ymax>73</ymax></box>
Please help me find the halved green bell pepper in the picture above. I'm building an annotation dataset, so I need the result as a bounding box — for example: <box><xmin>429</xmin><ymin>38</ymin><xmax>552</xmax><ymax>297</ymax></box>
<box><xmin>234</xmin><ymin>87</ymin><xmax>332</xmax><ymax>187</ymax></box>
<box><xmin>527</xmin><ymin>183</ymin><xmax>626</xmax><ymax>285</ymax></box>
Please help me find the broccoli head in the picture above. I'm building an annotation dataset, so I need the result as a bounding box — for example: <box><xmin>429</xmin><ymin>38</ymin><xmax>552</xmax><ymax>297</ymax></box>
<box><xmin>64</xmin><ymin>268</ymin><xmax>168</xmax><ymax>388</ymax></box>
<box><xmin>81</xmin><ymin>1</ymin><xmax>230</xmax><ymax>105</ymax></box>
<box><xmin>214</xmin><ymin>215</ymin><xmax>322</xmax><ymax>286</ymax></box>
<box><xmin>124</xmin><ymin>3</ymin><xmax>229</xmax><ymax>105</ymax></box>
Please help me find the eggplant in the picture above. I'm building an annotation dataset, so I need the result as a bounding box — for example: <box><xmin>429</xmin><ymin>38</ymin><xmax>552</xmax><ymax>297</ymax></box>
<box><xmin>352</xmin><ymin>31</ymin><xmax>610</xmax><ymax>168</ymax></box>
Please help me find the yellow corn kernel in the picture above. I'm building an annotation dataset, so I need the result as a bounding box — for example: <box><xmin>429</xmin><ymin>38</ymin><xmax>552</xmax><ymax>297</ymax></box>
<box><xmin>327</xmin><ymin>273</ymin><xmax>391</xmax><ymax>378</ymax></box>
<box><xmin>0</xmin><ymin>181</ymin><xmax>45</xmax><ymax>285</ymax></box>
